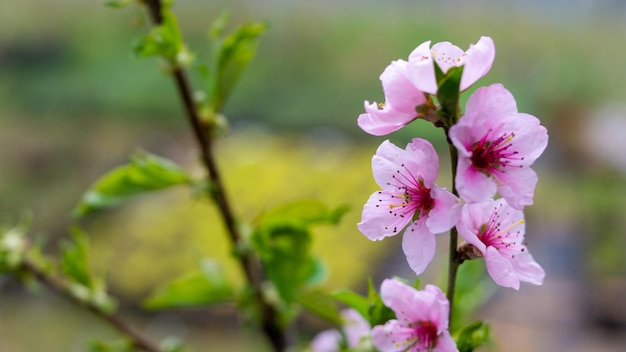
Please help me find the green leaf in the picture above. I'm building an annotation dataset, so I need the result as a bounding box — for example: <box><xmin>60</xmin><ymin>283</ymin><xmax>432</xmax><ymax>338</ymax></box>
<box><xmin>73</xmin><ymin>151</ymin><xmax>190</xmax><ymax>218</ymax></box>
<box><xmin>103</xmin><ymin>0</ymin><xmax>133</xmax><ymax>8</ymax></box>
<box><xmin>60</xmin><ymin>229</ymin><xmax>93</xmax><ymax>288</ymax></box>
<box><xmin>435</xmin><ymin>65</ymin><xmax>464</xmax><ymax>126</ymax></box>
<box><xmin>144</xmin><ymin>259</ymin><xmax>234</xmax><ymax>310</ymax></box>
<box><xmin>251</xmin><ymin>200</ymin><xmax>348</xmax><ymax>305</ymax></box>
<box><xmin>366</xmin><ymin>278</ymin><xmax>395</xmax><ymax>327</ymax></box>
<box><xmin>450</xmin><ymin>259</ymin><xmax>496</xmax><ymax>331</ymax></box>
<box><xmin>89</xmin><ymin>338</ymin><xmax>134</xmax><ymax>352</ymax></box>
<box><xmin>208</xmin><ymin>20</ymin><xmax>267</xmax><ymax>111</ymax></box>
<box><xmin>296</xmin><ymin>288</ymin><xmax>342</xmax><ymax>325</ymax></box>
<box><xmin>133</xmin><ymin>9</ymin><xmax>186</xmax><ymax>62</ymax></box>
<box><xmin>454</xmin><ymin>321</ymin><xmax>491</xmax><ymax>352</ymax></box>
<box><xmin>331</xmin><ymin>289</ymin><xmax>369</xmax><ymax>321</ymax></box>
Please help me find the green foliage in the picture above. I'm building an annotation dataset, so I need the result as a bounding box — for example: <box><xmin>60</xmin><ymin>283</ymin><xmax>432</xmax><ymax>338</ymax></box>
<box><xmin>60</xmin><ymin>229</ymin><xmax>117</xmax><ymax>313</ymax></box>
<box><xmin>331</xmin><ymin>289</ymin><xmax>369</xmax><ymax>322</ymax></box>
<box><xmin>103</xmin><ymin>0</ymin><xmax>133</xmax><ymax>9</ymax></box>
<box><xmin>73</xmin><ymin>151</ymin><xmax>191</xmax><ymax>218</ymax></box>
<box><xmin>435</xmin><ymin>64</ymin><xmax>464</xmax><ymax>127</ymax></box>
<box><xmin>250</xmin><ymin>200</ymin><xmax>348</xmax><ymax>306</ymax></box>
<box><xmin>366</xmin><ymin>278</ymin><xmax>395</xmax><ymax>327</ymax></box>
<box><xmin>206</xmin><ymin>15</ymin><xmax>267</xmax><ymax>112</ymax></box>
<box><xmin>332</xmin><ymin>278</ymin><xmax>395</xmax><ymax>327</ymax></box>
<box><xmin>89</xmin><ymin>338</ymin><xmax>134</xmax><ymax>352</ymax></box>
<box><xmin>454</xmin><ymin>321</ymin><xmax>490</xmax><ymax>352</ymax></box>
<box><xmin>143</xmin><ymin>259</ymin><xmax>234</xmax><ymax>309</ymax></box>
<box><xmin>296</xmin><ymin>288</ymin><xmax>342</xmax><ymax>325</ymax></box>
<box><xmin>133</xmin><ymin>7</ymin><xmax>195</xmax><ymax>66</ymax></box>
<box><xmin>450</xmin><ymin>259</ymin><xmax>496</xmax><ymax>331</ymax></box>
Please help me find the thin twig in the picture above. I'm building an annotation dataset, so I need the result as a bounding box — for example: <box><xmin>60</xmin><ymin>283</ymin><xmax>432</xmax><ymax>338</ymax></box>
<box><xmin>20</xmin><ymin>259</ymin><xmax>163</xmax><ymax>352</ymax></box>
<box><xmin>140</xmin><ymin>1</ymin><xmax>286</xmax><ymax>350</ymax></box>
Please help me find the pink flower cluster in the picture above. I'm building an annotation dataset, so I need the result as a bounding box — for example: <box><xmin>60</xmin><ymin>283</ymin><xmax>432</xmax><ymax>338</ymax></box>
<box><xmin>358</xmin><ymin>37</ymin><xmax>548</xmax><ymax>293</ymax></box>
<box><xmin>308</xmin><ymin>36</ymin><xmax>549</xmax><ymax>352</ymax></box>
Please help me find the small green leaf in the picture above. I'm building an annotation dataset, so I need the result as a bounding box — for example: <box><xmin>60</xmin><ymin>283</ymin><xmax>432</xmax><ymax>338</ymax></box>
<box><xmin>89</xmin><ymin>338</ymin><xmax>134</xmax><ymax>352</ymax></box>
<box><xmin>251</xmin><ymin>200</ymin><xmax>348</xmax><ymax>305</ymax></box>
<box><xmin>60</xmin><ymin>229</ymin><xmax>93</xmax><ymax>288</ymax></box>
<box><xmin>366</xmin><ymin>278</ymin><xmax>395</xmax><ymax>326</ymax></box>
<box><xmin>436</xmin><ymin>65</ymin><xmax>464</xmax><ymax>126</ymax></box>
<box><xmin>104</xmin><ymin>0</ymin><xmax>133</xmax><ymax>8</ymax></box>
<box><xmin>331</xmin><ymin>289</ymin><xmax>369</xmax><ymax>321</ymax></box>
<box><xmin>208</xmin><ymin>20</ymin><xmax>267</xmax><ymax>111</ymax></box>
<box><xmin>296</xmin><ymin>288</ymin><xmax>342</xmax><ymax>325</ymax></box>
<box><xmin>144</xmin><ymin>259</ymin><xmax>234</xmax><ymax>310</ymax></box>
<box><xmin>454</xmin><ymin>321</ymin><xmax>490</xmax><ymax>352</ymax></box>
<box><xmin>73</xmin><ymin>152</ymin><xmax>190</xmax><ymax>218</ymax></box>
<box><xmin>133</xmin><ymin>9</ymin><xmax>187</xmax><ymax>62</ymax></box>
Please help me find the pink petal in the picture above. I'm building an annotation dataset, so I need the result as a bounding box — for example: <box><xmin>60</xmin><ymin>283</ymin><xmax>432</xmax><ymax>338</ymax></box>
<box><xmin>407</xmin><ymin>40</ymin><xmax>438</xmax><ymax>94</ymax></box>
<box><xmin>456</xmin><ymin>204</ymin><xmax>488</xmax><ymax>254</ymax></box>
<box><xmin>372</xmin><ymin>320</ymin><xmax>415</xmax><ymax>352</ymax></box>
<box><xmin>311</xmin><ymin>329</ymin><xmax>342</xmax><ymax>352</ymax></box>
<box><xmin>511</xmin><ymin>251</ymin><xmax>545</xmax><ymax>286</ymax></box>
<box><xmin>379</xmin><ymin>279</ymin><xmax>425</xmax><ymax>322</ymax></box>
<box><xmin>404</xmin><ymin>138</ymin><xmax>440</xmax><ymax>185</ymax></box>
<box><xmin>460</xmin><ymin>36</ymin><xmax>495</xmax><ymax>91</ymax></box>
<box><xmin>341</xmin><ymin>309</ymin><xmax>371</xmax><ymax>347</ymax></box>
<box><xmin>455</xmin><ymin>156</ymin><xmax>497</xmax><ymax>203</ymax></box>
<box><xmin>494</xmin><ymin>167</ymin><xmax>538</xmax><ymax>209</ymax></box>
<box><xmin>506</xmin><ymin>113</ymin><xmax>549</xmax><ymax>166</ymax></box>
<box><xmin>423</xmin><ymin>284</ymin><xmax>450</xmax><ymax>332</ymax></box>
<box><xmin>433</xmin><ymin>330</ymin><xmax>459</xmax><ymax>352</ymax></box>
<box><xmin>485</xmin><ymin>246</ymin><xmax>520</xmax><ymax>290</ymax></box>
<box><xmin>381</xmin><ymin>60</ymin><xmax>428</xmax><ymax>112</ymax></box>
<box><xmin>358</xmin><ymin>190</ymin><xmax>412</xmax><ymax>240</ymax></box>
<box><xmin>464</xmin><ymin>84</ymin><xmax>518</xmax><ymax>120</ymax></box>
<box><xmin>402</xmin><ymin>221</ymin><xmax>436</xmax><ymax>275</ymax></box>
<box><xmin>357</xmin><ymin>101</ymin><xmax>417</xmax><ymax>136</ymax></box>
<box><xmin>430</xmin><ymin>41</ymin><xmax>464</xmax><ymax>73</ymax></box>
<box><xmin>426</xmin><ymin>186</ymin><xmax>461</xmax><ymax>234</ymax></box>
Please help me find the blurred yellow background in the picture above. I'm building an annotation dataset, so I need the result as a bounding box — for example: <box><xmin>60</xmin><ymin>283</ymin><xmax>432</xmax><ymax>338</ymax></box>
<box><xmin>1</xmin><ymin>0</ymin><xmax>626</xmax><ymax>351</ymax></box>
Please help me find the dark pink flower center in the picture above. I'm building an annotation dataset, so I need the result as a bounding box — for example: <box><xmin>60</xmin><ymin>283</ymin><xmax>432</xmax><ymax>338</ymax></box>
<box><xmin>477</xmin><ymin>203</ymin><xmax>526</xmax><ymax>259</ymax></box>
<box><xmin>376</xmin><ymin>163</ymin><xmax>434</xmax><ymax>234</ymax></box>
<box><xmin>470</xmin><ymin>130</ymin><xmax>523</xmax><ymax>175</ymax></box>
<box><xmin>414</xmin><ymin>320</ymin><xmax>439</xmax><ymax>351</ymax></box>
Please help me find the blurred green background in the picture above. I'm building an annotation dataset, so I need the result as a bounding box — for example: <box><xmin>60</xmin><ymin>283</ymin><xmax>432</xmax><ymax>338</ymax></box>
<box><xmin>1</xmin><ymin>0</ymin><xmax>626</xmax><ymax>351</ymax></box>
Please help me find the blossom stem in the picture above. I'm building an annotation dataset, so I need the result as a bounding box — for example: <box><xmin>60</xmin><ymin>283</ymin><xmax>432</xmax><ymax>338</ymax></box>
<box><xmin>446</xmin><ymin>138</ymin><xmax>462</xmax><ymax>322</ymax></box>
<box><xmin>141</xmin><ymin>1</ymin><xmax>286</xmax><ymax>351</ymax></box>
<box><xmin>20</xmin><ymin>258</ymin><xmax>163</xmax><ymax>352</ymax></box>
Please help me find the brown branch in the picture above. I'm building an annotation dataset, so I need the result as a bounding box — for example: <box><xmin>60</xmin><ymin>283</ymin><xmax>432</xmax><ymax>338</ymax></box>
<box><xmin>20</xmin><ymin>259</ymin><xmax>163</xmax><ymax>352</ymax></box>
<box><xmin>140</xmin><ymin>1</ymin><xmax>286</xmax><ymax>350</ymax></box>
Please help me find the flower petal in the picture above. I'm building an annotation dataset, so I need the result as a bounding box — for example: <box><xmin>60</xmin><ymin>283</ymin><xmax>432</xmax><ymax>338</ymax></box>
<box><xmin>426</xmin><ymin>185</ymin><xmax>461</xmax><ymax>234</ymax></box>
<box><xmin>460</xmin><ymin>36</ymin><xmax>495</xmax><ymax>91</ymax></box>
<box><xmin>372</xmin><ymin>320</ymin><xmax>415</xmax><ymax>352</ymax></box>
<box><xmin>380</xmin><ymin>279</ymin><xmax>432</xmax><ymax>324</ymax></box>
<box><xmin>433</xmin><ymin>330</ymin><xmax>459</xmax><ymax>352</ymax></box>
<box><xmin>506</xmin><ymin>113</ymin><xmax>549</xmax><ymax>166</ymax></box>
<box><xmin>342</xmin><ymin>309</ymin><xmax>371</xmax><ymax>348</ymax></box>
<box><xmin>424</xmin><ymin>284</ymin><xmax>450</xmax><ymax>332</ymax></box>
<box><xmin>465</xmin><ymin>83</ymin><xmax>518</xmax><ymax>120</ymax></box>
<box><xmin>357</xmin><ymin>101</ymin><xmax>417</xmax><ymax>136</ymax></box>
<box><xmin>311</xmin><ymin>329</ymin><xmax>342</xmax><ymax>352</ymax></box>
<box><xmin>494</xmin><ymin>167</ymin><xmax>538</xmax><ymax>209</ymax></box>
<box><xmin>402</xmin><ymin>221</ymin><xmax>436</xmax><ymax>275</ymax></box>
<box><xmin>407</xmin><ymin>40</ymin><xmax>438</xmax><ymax>94</ymax></box>
<box><xmin>358</xmin><ymin>190</ymin><xmax>412</xmax><ymax>240</ymax></box>
<box><xmin>455</xmin><ymin>156</ymin><xmax>497</xmax><ymax>203</ymax></box>
<box><xmin>431</xmin><ymin>41</ymin><xmax>464</xmax><ymax>74</ymax></box>
<box><xmin>511</xmin><ymin>250</ymin><xmax>545</xmax><ymax>286</ymax></box>
<box><xmin>485</xmin><ymin>246</ymin><xmax>521</xmax><ymax>290</ymax></box>
<box><xmin>381</xmin><ymin>60</ymin><xmax>428</xmax><ymax>112</ymax></box>
<box><xmin>456</xmin><ymin>204</ymin><xmax>488</xmax><ymax>254</ymax></box>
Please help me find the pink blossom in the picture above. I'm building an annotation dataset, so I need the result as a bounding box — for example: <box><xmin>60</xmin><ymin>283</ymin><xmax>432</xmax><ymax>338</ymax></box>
<box><xmin>449</xmin><ymin>83</ymin><xmax>548</xmax><ymax>209</ymax></box>
<box><xmin>357</xmin><ymin>60</ymin><xmax>430</xmax><ymax>136</ymax></box>
<box><xmin>311</xmin><ymin>309</ymin><xmax>371</xmax><ymax>352</ymax></box>
<box><xmin>407</xmin><ymin>36</ymin><xmax>495</xmax><ymax>94</ymax></box>
<box><xmin>372</xmin><ymin>280</ymin><xmax>457</xmax><ymax>352</ymax></box>
<box><xmin>358</xmin><ymin>139</ymin><xmax>461</xmax><ymax>275</ymax></box>
<box><xmin>456</xmin><ymin>198</ymin><xmax>545</xmax><ymax>290</ymax></box>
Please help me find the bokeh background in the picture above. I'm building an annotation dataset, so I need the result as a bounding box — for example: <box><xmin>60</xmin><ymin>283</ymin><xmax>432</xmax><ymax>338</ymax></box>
<box><xmin>1</xmin><ymin>0</ymin><xmax>626</xmax><ymax>351</ymax></box>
